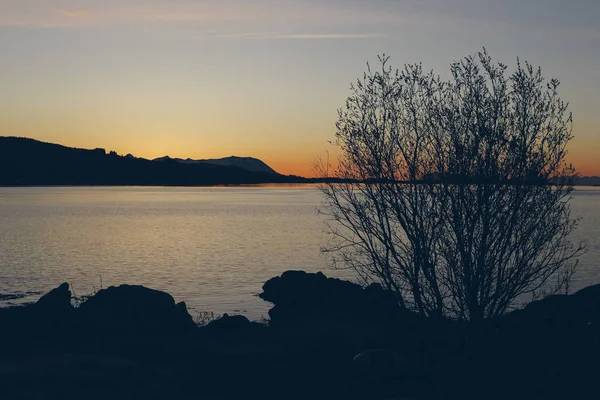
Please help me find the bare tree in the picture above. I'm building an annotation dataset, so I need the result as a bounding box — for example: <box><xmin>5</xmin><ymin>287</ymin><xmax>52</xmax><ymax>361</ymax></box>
<box><xmin>317</xmin><ymin>50</ymin><xmax>584</xmax><ymax>321</ymax></box>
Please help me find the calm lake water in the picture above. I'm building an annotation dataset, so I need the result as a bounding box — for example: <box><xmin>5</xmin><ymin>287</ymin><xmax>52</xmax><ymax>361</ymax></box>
<box><xmin>1</xmin><ymin>186</ymin><xmax>599</xmax><ymax>320</ymax></box>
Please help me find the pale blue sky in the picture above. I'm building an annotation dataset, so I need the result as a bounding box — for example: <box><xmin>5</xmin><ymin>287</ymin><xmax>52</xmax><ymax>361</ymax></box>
<box><xmin>1</xmin><ymin>0</ymin><xmax>599</xmax><ymax>175</ymax></box>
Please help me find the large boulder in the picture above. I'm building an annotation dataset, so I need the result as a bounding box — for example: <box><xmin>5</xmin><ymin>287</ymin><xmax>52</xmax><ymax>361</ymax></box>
<box><xmin>78</xmin><ymin>285</ymin><xmax>196</xmax><ymax>335</ymax></box>
<box><xmin>502</xmin><ymin>284</ymin><xmax>600</xmax><ymax>330</ymax></box>
<box><xmin>33</xmin><ymin>282</ymin><xmax>72</xmax><ymax>312</ymax></box>
<box><xmin>353</xmin><ymin>348</ymin><xmax>409</xmax><ymax>378</ymax></box>
<box><xmin>259</xmin><ymin>270</ymin><xmax>405</xmax><ymax>326</ymax></box>
<box><xmin>570</xmin><ymin>284</ymin><xmax>600</xmax><ymax>325</ymax></box>
<box><xmin>205</xmin><ymin>313</ymin><xmax>251</xmax><ymax>330</ymax></box>
<box><xmin>203</xmin><ymin>313</ymin><xmax>266</xmax><ymax>337</ymax></box>
<box><xmin>0</xmin><ymin>283</ymin><xmax>75</xmax><ymax>340</ymax></box>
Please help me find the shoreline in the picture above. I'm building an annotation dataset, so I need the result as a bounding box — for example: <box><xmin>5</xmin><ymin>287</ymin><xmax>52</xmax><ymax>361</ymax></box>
<box><xmin>1</xmin><ymin>270</ymin><xmax>599</xmax><ymax>400</ymax></box>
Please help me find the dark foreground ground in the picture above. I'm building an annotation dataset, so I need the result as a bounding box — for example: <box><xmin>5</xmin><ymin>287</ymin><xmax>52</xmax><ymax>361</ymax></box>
<box><xmin>1</xmin><ymin>271</ymin><xmax>599</xmax><ymax>400</ymax></box>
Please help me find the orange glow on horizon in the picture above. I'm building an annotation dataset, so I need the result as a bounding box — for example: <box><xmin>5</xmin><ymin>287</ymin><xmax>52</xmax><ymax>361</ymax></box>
<box><xmin>1</xmin><ymin>133</ymin><xmax>597</xmax><ymax>178</ymax></box>
<box><xmin>124</xmin><ymin>147</ymin><xmax>600</xmax><ymax>178</ymax></box>
<box><xmin>572</xmin><ymin>163</ymin><xmax>600</xmax><ymax>178</ymax></box>
<box><xmin>2</xmin><ymin>0</ymin><xmax>599</xmax><ymax>180</ymax></box>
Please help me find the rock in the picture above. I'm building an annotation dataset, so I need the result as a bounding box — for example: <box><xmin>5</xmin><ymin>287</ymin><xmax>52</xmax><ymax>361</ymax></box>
<box><xmin>206</xmin><ymin>313</ymin><xmax>250</xmax><ymax>330</ymax></box>
<box><xmin>34</xmin><ymin>282</ymin><xmax>72</xmax><ymax>312</ymax></box>
<box><xmin>203</xmin><ymin>314</ymin><xmax>267</xmax><ymax>337</ymax></box>
<box><xmin>352</xmin><ymin>349</ymin><xmax>411</xmax><ymax>398</ymax></box>
<box><xmin>570</xmin><ymin>284</ymin><xmax>600</xmax><ymax>325</ymax></box>
<box><xmin>353</xmin><ymin>349</ymin><xmax>408</xmax><ymax>375</ymax></box>
<box><xmin>0</xmin><ymin>283</ymin><xmax>74</xmax><ymax>338</ymax></box>
<box><xmin>259</xmin><ymin>270</ymin><xmax>405</xmax><ymax>326</ymax></box>
<box><xmin>78</xmin><ymin>285</ymin><xmax>196</xmax><ymax>335</ymax></box>
<box><xmin>501</xmin><ymin>284</ymin><xmax>600</xmax><ymax>331</ymax></box>
<box><xmin>509</xmin><ymin>294</ymin><xmax>570</xmax><ymax>327</ymax></box>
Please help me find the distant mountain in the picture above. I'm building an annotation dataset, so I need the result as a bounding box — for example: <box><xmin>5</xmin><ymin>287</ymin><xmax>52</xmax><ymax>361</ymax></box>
<box><xmin>0</xmin><ymin>137</ymin><xmax>303</xmax><ymax>186</ymax></box>
<box><xmin>152</xmin><ymin>156</ymin><xmax>277</xmax><ymax>174</ymax></box>
<box><xmin>574</xmin><ymin>176</ymin><xmax>600</xmax><ymax>186</ymax></box>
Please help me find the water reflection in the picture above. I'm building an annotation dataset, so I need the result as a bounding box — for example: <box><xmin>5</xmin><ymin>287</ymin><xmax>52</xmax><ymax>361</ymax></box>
<box><xmin>0</xmin><ymin>186</ymin><xmax>598</xmax><ymax>320</ymax></box>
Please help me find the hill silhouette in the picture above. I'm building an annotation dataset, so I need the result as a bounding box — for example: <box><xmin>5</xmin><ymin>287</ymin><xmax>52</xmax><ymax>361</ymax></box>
<box><xmin>153</xmin><ymin>155</ymin><xmax>278</xmax><ymax>174</ymax></box>
<box><xmin>0</xmin><ymin>137</ymin><xmax>300</xmax><ymax>186</ymax></box>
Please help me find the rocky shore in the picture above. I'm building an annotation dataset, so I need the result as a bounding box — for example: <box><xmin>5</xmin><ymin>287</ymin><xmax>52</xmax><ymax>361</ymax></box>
<box><xmin>1</xmin><ymin>270</ymin><xmax>599</xmax><ymax>399</ymax></box>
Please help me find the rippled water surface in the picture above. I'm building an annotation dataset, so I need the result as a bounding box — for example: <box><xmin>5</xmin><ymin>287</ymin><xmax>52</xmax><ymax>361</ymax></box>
<box><xmin>0</xmin><ymin>186</ymin><xmax>598</xmax><ymax>320</ymax></box>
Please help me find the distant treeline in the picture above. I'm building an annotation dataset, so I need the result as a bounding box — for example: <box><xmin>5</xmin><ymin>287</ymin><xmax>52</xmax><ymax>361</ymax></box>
<box><xmin>573</xmin><ymin>175</ymin><xmax>600</xmax><ymax>186</ymax></box>
<box><xmin>0</xmin><ymin>137</ymin><xmax>305</xmax><ymax>186</ymax></box>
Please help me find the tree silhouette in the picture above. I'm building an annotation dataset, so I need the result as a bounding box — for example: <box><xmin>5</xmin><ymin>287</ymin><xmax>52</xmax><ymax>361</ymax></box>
<box><xmin>318</xmin><ymin>49</ymin><xmax>585</xmax><ymax>321</ymax></box>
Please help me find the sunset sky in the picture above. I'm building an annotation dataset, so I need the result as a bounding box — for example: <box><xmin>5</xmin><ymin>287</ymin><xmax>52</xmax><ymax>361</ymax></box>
<box><xmin>1</xmin><ymin>0</ymin><xmax>599</xmax><ymax>176</ymax></box>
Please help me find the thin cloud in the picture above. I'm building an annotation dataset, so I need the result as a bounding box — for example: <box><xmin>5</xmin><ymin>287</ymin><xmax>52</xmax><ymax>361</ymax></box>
<box><xmin>61</xmin><ymin>10</ymin><xmax>90</xmax><ymax>19</ymax></box>
<box><xmin>0</xmin><ymin>2</ymin><xmax>404</xmax><ymax>29</ymax></box>
<box><xmin>216</xmin><ymin>32</ymin><xmax>385</xmax><ymax>40</ymax></box>
<box><xmin>272</xmin><ymin>33</ymin><xmax>384</xmax><ymax>39</ymax></box>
